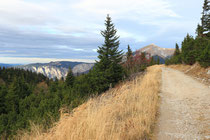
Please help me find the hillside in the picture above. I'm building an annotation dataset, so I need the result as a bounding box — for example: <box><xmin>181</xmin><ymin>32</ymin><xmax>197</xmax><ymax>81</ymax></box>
<box><xmin>16</xmin><ymin>61</ymin><xmax>94</xmax><ymax>79</ymax></box>
<box><xmin>19</xmin><ymin>65</ymin><xmax>162</xmax><ymax>140</ymax></box>
<box><xmin>17</xmin><ymin>64</ymin><xmax>210</xmax><ymax>140</ymax></box>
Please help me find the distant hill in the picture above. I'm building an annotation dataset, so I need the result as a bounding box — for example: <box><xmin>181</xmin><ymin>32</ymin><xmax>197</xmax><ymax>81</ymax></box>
<box><xmin>0</xmin><ymin>63</ymin><xmax>20</xmax><ymax>68</ymax></box>
<box><xmin>15</xmin><ymin>61</ymin><xmax>94</xmax><ymax>79</ymax></box>
<box><xmin>138</xmin><ymin>44</ymin><xmax>175</xmax><ymax>58</ymax></box>
<box><xmin>138</xmin><ymin>44</ymin><xmax>175</xmax><ymax>63</ymax></box>
<box><xmin>122</xmin><ymin>44</ymin><xmax>174</xmax><ymax>64</ymax></box>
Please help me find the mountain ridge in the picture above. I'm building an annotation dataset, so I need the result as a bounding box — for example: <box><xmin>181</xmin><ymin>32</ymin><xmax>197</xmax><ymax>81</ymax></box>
<box><xmin>138</xmin><ymin>43</ymin><xmax>175</xmax><ymax>58</ymax></box>
<box><xmin>137</xmin><ymin>44</ymin><xmax>175</xmax><ymax>63</ymax></box>
<box><xmin>0</xmin><ymin>63</ymin><xmax>21</xmax><ymax>68</ymax></box>
<box><xmin>13</xmin><ymin>44</ymin><xmax>174</xmax><ymax>79</ymax></box>
<box><xmin>15</xmin><ymin>61</ymin><xmax>94</xmax><ymax>79</ymax></box>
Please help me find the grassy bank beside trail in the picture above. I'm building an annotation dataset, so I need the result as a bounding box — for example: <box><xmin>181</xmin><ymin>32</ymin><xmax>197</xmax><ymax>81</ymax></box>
<box><xmin>168</xmin><ymin>63</ymin><xmax>210</xmax><ymax>85</ymax></box>
<box><xmin>18</xmin><ymin>65</ymin><xmax>162</xmax><ymax>140</ymax></box>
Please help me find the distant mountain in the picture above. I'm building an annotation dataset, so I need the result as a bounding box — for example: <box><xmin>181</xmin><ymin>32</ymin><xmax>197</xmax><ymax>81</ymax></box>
<box><xmin>138</xmin><ymin>44</ymin><xmax>175</xmax><ymax>58</ymax></box>
<box><xmin>0</xmin><ymin>63</ymin><xmax>21</xmax><ymax>68</ymax></box>
<box><xmin>15</xmin><ymin>61</ymin><xmax>94</xmax><ymax>79</ymax></box>
<box><xmin>138</xmin><ymin>44</ymin><xmax>175</xmax><ymax>63</ymax></box>
<box><xmin>122</xmin><ymin>44</ymin><xmax>174</xmax><ymax>63</ymax></box>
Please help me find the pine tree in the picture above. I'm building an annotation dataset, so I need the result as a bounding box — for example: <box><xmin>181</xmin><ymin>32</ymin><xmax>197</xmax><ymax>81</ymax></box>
<box><xmin>170</xmin><ymin>43</ymin><xmax>182</xmax><ymax>64</ymax></box>
<box><xmin>181</xmin><ymin>34</ymin><xmax>196</xmax><ymax>65</ymax></box>
<box><xmin>126</xmin><ymin>45</ymin><xmax>132</xmax><ymax>60</ymax></box>
<box><xmin>201</xmin><ymin>0</ymin><xmax>210</xmax><ymax>34</ymax></box>
<box><xmin>65</xmin><ymin>67</ymin><xmax>75</xmax><ymax>87</ymax></box>
<box><xmin>5</xmin><ymin>77</ymin><xmax>30</xmax><ymax>113</ymax></box>
<box><xmin>196</xmin><ymin>24</ymin><xmax>204</xmax><ymax>37</ymax></box>
<box><xmin>196</xmin><ymin>37</ymin><xmax>210</xmax><ymax>67</ymax></box>
<box><xmin>0</xmin><ymin>85</ymin><xmax>7</xmax><ymax>114</ymax></box>
<box><xmin>198</xmin><ymin>42</ymin><xmax>210</xmax><ymax>67</ymax></box>
<box><xmin>174</xmin><ymin>43</ymin><xmax>180</xmax><ymax>56</ymax></box>
<box><xmin>124</xmin><ymin>45</ymin><xmax>133</xmax><ymax>76</ymax></box>
<box><xmin>194</xmin><ymin>0</ymin><xmax>210</xmax><ymax>66</ymax></box>
<box><xmin>177</xmin><ymin>44</ymin><xmax>182</xmax><ymax>63</ymax></box>
<box><xmin>95</xmin><ymin>14</ymin><xmax>124</xmax><ymax>92</ymax></box>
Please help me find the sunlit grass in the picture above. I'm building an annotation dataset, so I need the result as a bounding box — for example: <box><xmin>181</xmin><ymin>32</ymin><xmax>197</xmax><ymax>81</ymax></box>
<box><xmin>19</xmin><ymin>65</ymin><xmax>162</xmax><ymax>140</ymax></box>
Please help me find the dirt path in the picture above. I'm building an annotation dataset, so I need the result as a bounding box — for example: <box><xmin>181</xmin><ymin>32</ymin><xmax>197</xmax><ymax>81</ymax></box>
<box><xmin>155</xmin><ymin>67</ymin><xmax>210</xmax><ymax>140</ymax></box>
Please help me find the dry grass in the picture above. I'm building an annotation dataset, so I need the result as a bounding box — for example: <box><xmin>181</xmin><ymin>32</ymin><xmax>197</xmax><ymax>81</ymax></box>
<box><xmin>19</xmin><ymin>65</ymin><xmax>162</xmax><ymax>140</ymax></box>
<box><xmin>168</xmin><ymin>63</ymin><xmax>210</xmax><ymax>85</ymax></box>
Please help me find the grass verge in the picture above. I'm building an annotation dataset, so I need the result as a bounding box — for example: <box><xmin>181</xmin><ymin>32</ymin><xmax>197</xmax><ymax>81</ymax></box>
<box><xmin>18</xmin><ymin>65</ymin><xmax>162</xmax><ymax>140</ymax></box>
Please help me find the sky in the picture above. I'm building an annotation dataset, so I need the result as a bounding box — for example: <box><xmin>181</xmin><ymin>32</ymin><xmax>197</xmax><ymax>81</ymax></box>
<box><xmin>0</xmin><ymin>0</ymin><xmax>204</xmax><ymax>64</ymax></box>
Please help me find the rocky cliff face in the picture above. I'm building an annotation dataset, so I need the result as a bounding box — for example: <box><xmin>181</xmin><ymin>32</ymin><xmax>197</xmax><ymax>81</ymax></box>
<box><xmin>16</xmin><ymin>61</ymin><xmax>94</xmax><ymax>79</ymax></box>
<box><xmin>72</xmin><ymin>63</ymin><xmax>94</xmax><ymax>74</ymax></box>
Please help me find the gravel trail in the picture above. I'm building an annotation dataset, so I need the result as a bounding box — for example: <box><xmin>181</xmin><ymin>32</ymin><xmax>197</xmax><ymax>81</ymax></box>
<box><xmin>155</xmin><ymin>68</ymin><xmax>210</xmax><ymax>140</ymax></box>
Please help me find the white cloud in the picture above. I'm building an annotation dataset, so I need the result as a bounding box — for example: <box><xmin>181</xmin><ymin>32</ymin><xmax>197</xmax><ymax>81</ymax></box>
<box><xmin>0</xmin><ymin>0</ymin><xmax>202</xmax><ymax>64</ymax></box>
<box><xmin>118</xmin><ymin>30</ymin><xmax>147</xmax><ymax>42</ymax></box>
<box><xmin>0</xmin><ymin>0</ymin><xmax>179</xmax><ymax>29</ymax></box>
<box><xmin>92</xmin><ymin>49</ymin><xmax>97</xmax><ymax>52</ymax></box>
<box><xmin>0</xmin><ymin>50</ymin><xmax>16</xmax><ymax>53</ymax></box>
<box><xmin>0</xmin><ymin>0</ymin><xmax>181</xmax><ymax>45</ymax></box>
<box><xmin>73</xmin><ymin>0</ymin><xmax>180</xmax><ymax>20</ymax></box>
<box><xmin>54</xmin><ymin>45</ymin><xmax>86</xmax><ymax>52</ymax></box>
<box><xmin>73</xmin><ymin>48</ymin><xmax>85</xmax><ymax>51</ymax></box>
<box><xmin>55</xmin><ymin>45</ymin><xmax>70</xmax><ymax>49</ymax></box>
<box><xmin>0</xmin><ymin>0</ymin><xmax>54</xmax><ymax>26</ymax></box>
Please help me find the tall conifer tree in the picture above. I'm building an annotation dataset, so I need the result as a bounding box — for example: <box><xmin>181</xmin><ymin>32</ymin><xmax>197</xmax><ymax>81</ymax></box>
<box><xmin>181</xmin><ymin>34</ymin><xmax>196</xmax><ymax>65</ymax></box>
<box><xmin>201</xmin><ymin>0</ymin><xmax>210</xmax><ymax>34</ymax></box>
<box><xmin>126</xmin><ymin>45</ymin><xmax>132</xmax><ymax>60</ymax></box>
<box><xmin>65</xmin><ymin>67</ymin><xmax>74</xmax><ymax>87</ymax></box>
<box><xmin>196</xmin><ymin>24</ymin><xmax>204</xmax><ymax>37</ymax></box>
<box><xmin>95</xmin><ymin>15</ymin><xmax>124</xmax><ymax>92</ymax></box>
<box><xmin>174</xmin><ymin>43</ymin><xmax>180</xmax><ymax>56</ymax></box>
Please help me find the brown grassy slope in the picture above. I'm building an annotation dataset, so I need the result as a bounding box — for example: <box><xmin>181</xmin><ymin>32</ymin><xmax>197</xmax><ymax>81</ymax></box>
<box><xmin>168</xmin><ymin>63</ymin><xmax>210</xmax><ymax>85</ymax></box>
<box><xmin>19</xmin><ymin>65</ymin><xmax>162</xmax><ymax>140</ymax></box>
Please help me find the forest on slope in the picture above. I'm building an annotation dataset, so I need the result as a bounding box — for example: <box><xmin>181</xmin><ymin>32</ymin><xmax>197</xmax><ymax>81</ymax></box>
<box><xmin>19</xmin><ymin>65</ymin><xmax>161</xmax><ymax>140</ymax></box>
